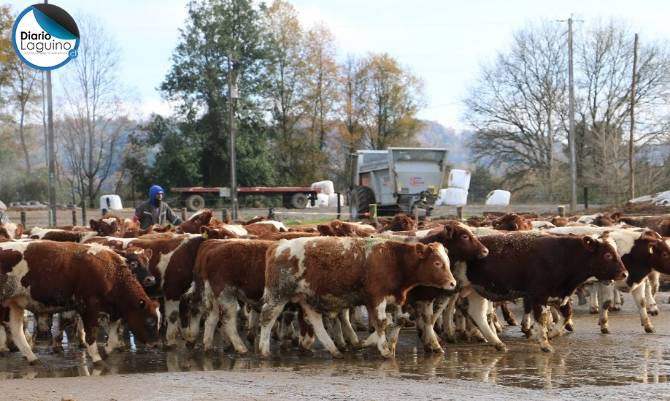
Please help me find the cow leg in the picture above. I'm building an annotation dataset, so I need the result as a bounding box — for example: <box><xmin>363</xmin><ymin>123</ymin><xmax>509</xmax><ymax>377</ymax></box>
<box><xmin>246</xmin><ymin>309</ymin><xmax>259</xmax><ymax>343</ymax></box>
<box><xmin>489</xmin><ymin>303</ymin><xmax>502</xmax><ymax>334</ymax></box>
<box><xmin>297</xmin><ymin>308</ymin><xmax>316</xmax><ymax>351</ymax></box>
<box><xmin>560</xmin><ymin>299</ymin><xmax>574</xmax><ymax>332</ymax></box>
<box><xmin>361</xmin><ymin>301</ymin><xmax>394</xmax><ymax>358</ymax></box>
<box><xmin>351</xmin><ymin>306</ymin><xmax>368</xmax><ymax>331</ymax></box>
<box><xmin>82</xmin><ymin>305</ymin><xmax>103</xmax><ymax>364</ymax></box>
<box><xmin>520</xmin><ymin>312</ymin><xmax>532</xmax><ymax>337</ymax></box>
<box><xmin>415</xmin><ymin>301</ymin><xmax>443</xmax><ymax>353</ymax></box>
<box><xmin>259</xmin><ymin>299</ymin><xmax>288</xmax><ymax>357</ymax></box>
<box><xmin>499</xmin><ymin>301</ymin><xmax>518</xmax><ymax>326</ymax></box>
<box><xmin>299</xmin><ymin>302</ymin><xmax>342</xmax><ymax>358</ymax></box>
<box><xmin>104</xmin><ymin>319</ymin><xmax>125</xmax><ymax>355</ymax></box>
<box><xmin>645</xmin><ymin>276</ymin><xmax>659</xmax><ymax>316</ymax></box>
<box><xmin>442</xmin><ymin>295</ymin><xmax>458</xmax><ymax>343</ymax></box>
<box><xmin>597</xmin><ymin>282</ymin><xmax>613</xmax><ymax>334</ymax></box>
<box><xmin>530</xmin><ymin>304</ymin><xmax>552</xmax><ymax>352</ymax></box>
<box><xmin>632</xmin><ymin>284</ymin><xmax>654</xmax><ymax>333</ymax></box>
<box><xmin>220</xmin><ymin>297</ymin><xmax>248</xmax><ymax>354</ymax></box>
<box><xmin>202</xmin><ymin>299</ymin><xmax>220</xmax><ymax>352</ymax></box>
<box><xmin>8</xmin><ymin>303</ymin><xmax>38</xmax><ymax>363</ymax></box>
<box><xmin>51</xmin><ymin>313</ymin><xmax>63</xmax><ymax>353</ymax></box>
<box><xmin>0</xmin><ymin>325</ymin><xmax>9</xmax><ymax>354</ymax></box>
<box><xmin>164</xmin><ymin>300</ymin><xmax>181</xmax><ymax>348</ymax></box>
<box><xmin>547</xmin><ymin>305</ymin><xmax>566</xmax><ymax>339</ymax></box>
<box><xmin>465</xmin><ymin>292</ymin><xmax>506</xmax><ymax>351</ymax></box>
<box><xmin>589</xmin><ymin>283</ymin><xmax>599</xmax><ymax>314</ymax></box>
<box><xmin>338</xmin><ymin>309</ymin><xmax>360</xmax><ymax>348</ymax></box>
<box><xmin>324</xmin><ymin>314</ymin><xmax>347</xmax><ymax>352</ymax></box>
<box><xmin>278</xmin><ymin>310</ymin><xmax>295</xmax><ymax>349</ymax></box>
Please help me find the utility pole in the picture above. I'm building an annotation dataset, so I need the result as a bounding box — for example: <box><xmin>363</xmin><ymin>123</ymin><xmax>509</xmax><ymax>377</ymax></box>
<box><xmin>628</xmin><ymin>33</ymin><xmax>639</xmax><ymax>201</ymax></box>
<box><xmin>567</xmin><ymin>17</ymin><xmax>577</xmax><ymax>212</ymax></box>
<box><xmin>45</xmin><ymin>0</ymin><xmax>56</xmax><ymax>226</ymax></box>
<box><xmin>228</xmin><ymin>55</ymin><xmax>239</xmax><ymax>221</ymax></box>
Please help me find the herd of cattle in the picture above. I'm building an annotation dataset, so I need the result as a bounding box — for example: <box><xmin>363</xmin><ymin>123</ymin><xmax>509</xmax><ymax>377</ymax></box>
<box><xmin>0</xmin><ymin>209</ymin><xmax>669</xmax><ymax>366</ymax></box>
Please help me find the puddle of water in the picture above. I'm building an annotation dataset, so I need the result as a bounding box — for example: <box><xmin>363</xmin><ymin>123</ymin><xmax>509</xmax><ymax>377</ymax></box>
<box><xmin>2</xmin><ymin>298</ymin><xmax>670</xmax><ymax>391</ymax></box>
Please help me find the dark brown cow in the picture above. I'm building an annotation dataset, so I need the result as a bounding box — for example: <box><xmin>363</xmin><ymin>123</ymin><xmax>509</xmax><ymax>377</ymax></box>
<box><xmin>178</xmin><ymin>209</ymin><xmax>213</xmax><ymax>234</ymax></box>
<box><xmin>187</xmin><ymin>239</ymin><xmax>275</xmax><ymax>353</ymax></box>
<box><xmin>259</xmin><ymin>237</ymin><xmax>455</xmax><ymax>358</ymax></box>
<box><xmin>492</xmin><ymin>213</ymin><xmax>532</xmax><ymax>231</ymax></box>
<box><xmin>0</xmin><ymin>240</ymin><xmax>160</xmax><ymax>364</ymax></box>
<box><xmin>619</xmin><ymin>215</ymin><xmax>670</xmax><ymax>236</ymax></box>
<box><xmin>316</xmin><ymin>220</ymin><xmax>376</xmax><ymax>237</ymax></box>
<box><xmin>405</xmin><ymin>221</ymin><xmax>489</xmax><ymax>353</ymax></box>
<box><xmin>90</xmin><ymin>216</ymin><xmax>123</xmax><ymax>237</ymax></box>
<box><xmin>85</xmin><ymin>233</ymin><xmax>206</xmax><ymax>346</ymax></box>
<box><xmin>457</xmin><ymin>232</ymin><xmax>627</xmax><ymax>352</ymax></box>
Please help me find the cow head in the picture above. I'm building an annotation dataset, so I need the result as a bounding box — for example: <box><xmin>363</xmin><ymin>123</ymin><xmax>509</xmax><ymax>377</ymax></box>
<box><xmin>593</xmin><ymin>213</ymin><xmax>615</xmax><ymax>227</ymax></box>
<box><xmin>639</xmin><ymin>232</ymin><xmax>670</xmax><ymax>275</ymax></box>
<box><xmin>90</xmin><ymin>218</ymin><xmax>119</xmax><ymax>237</ymax></box>
<box><xmin>425</xmin><ymin>221</ymin><xmax>488</xmax><ymax>261</ymax></box>
<box><xmin>492</xmin><ymin>213</ymin><xmax>532</xmax><ymax>231</ymax></box>
<box><xmin>551</xmin><ymin>216</ymin><xmax>569</xmax><ymax>227</ymax></box>
<box><xmin>119</xmin><ymin>247</ymin><xmax>156</xmax><ymax>288</ymax></box>
<box><xmin>410</xmin><ymin>242</ymin><xmax>456</xmax><ymax>291</ymax></box>
<box><xmin>582</xmin><ymin>235</ymin><xmax>628</xmax><ymax>281</ymax></box>
<box><xmin>124</xmin><ymin>296</ymin><xmax>161</xmax><ymax>346</ymax></box>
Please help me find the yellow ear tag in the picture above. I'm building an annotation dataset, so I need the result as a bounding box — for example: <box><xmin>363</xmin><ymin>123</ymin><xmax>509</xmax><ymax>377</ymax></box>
<box><xmin>649</xmin><ymin>245</ymin><xmax>654</xmax><ymax>255</ymax></box>
<box><xmin>202</xmin><ymin>231</ymin><xmax>208</xmax><ymax>239</ymax></box>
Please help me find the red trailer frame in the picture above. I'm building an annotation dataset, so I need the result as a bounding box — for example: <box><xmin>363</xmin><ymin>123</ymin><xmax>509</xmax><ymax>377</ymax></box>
<box><xmin>171</xmin><ymin>186</ymin><xmax>321</xmax><ymax>211</ymax></box>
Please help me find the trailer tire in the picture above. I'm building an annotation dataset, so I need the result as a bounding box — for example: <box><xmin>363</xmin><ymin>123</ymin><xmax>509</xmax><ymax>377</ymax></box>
<box><xmin>290</xmin><ymin>193</ymin><xmax>309</xmax><ymax>209</ymax></box>
<box><xmin>349</xmin><ymin>186</ymin><xmax>375</xmax><ymax>220</ymax></box>
<box><xmin>185</xmin><ymin>194</ymin><xmax>206</xmax><ymax>211</ymax></box>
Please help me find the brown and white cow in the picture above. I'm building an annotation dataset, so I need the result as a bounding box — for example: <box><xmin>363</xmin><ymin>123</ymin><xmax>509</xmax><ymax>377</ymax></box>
<box><xmin>0</xmin><ymin>240</ymin><xmax>160</xmax><ymax>364</ymax></box>
<box><xmin>178</xmin><ymin>209</ymin><xmax>213</xmax><ymax>234</ymax></box>
<box><xmin>548</xmin><ymin>226</ymin><xmax>670</xmax><ymax>334</ymax></box>
<box><xmin>87</xmin><ymin>234</ymin><xmax>206</xmax><ymax>347</ymax></box>
<box><xmin>259</xmin><ymin>237</ymin><xmax>456</xmax><ymax>358</ymax></box>
<box><xmin>0</xmin><ymin>222</ymin><xmax>24</xmax><ymax>240</ymax></box>
<box><xmin>491</xmin><ymin>213</ymin><xmax>532</xmax><ymax>231</ymax></box>
<box><xmin>29</xmin><ymin>227</ymin><xmax>98</xmax><ymax>243</ymax></box>
<box><xmin>403</xmin><ymin>221</ymin><xmax>489</xmax><ymax>353</ymax></box>
<box><xmin>316</xmin><ymin>220</ymin><xmax>377</xmax><ymax>237</ymax></box>
<box><xmin>456</xmin><ymin>232</ymin><xmax>627</xmax><ymax>352</ymax></box>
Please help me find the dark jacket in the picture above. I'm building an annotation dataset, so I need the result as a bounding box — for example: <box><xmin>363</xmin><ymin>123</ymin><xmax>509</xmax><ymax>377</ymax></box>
<box><xmin>134</xmin><ymin>201</ymin><xmax>182</xmax><ymax>229</ymax></box>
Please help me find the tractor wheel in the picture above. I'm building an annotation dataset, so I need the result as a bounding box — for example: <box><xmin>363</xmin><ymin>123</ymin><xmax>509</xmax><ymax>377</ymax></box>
<box><xmin>185</xmin><ymin>194</ymin><xmax>206</xmax><ymax>211</ymax></box>
<box><xmin>349</xmin><ymin>186</ymin><xmax>375</xmax><ymax>220</ymax></box>
<box><xmin>290</xmin><ymin>193</ymin><xmax>309</xmax><ymax>209</ymax></box>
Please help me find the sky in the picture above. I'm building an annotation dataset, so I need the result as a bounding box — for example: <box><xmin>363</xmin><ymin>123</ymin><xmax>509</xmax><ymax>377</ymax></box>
<box><xmin>8</xmin><ymin>0</ymin><xmax>670</xmax><ymax>129</ymax></box>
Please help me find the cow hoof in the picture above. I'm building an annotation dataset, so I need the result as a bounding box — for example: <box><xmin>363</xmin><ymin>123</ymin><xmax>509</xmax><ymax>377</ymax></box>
<box><xmin>28</xmin><ymin>358</ymin><xmax>41</xmax><ymax>366</ymax></box>
<box><xmin>331</xmin><ymin>351</ymin><xmax>344</xmax><ymax>359</ymax></box>
<box><xmin>565</xmin><ymin>323</ymin><xmax>574</xmax><ymax>332</ymax></box>
<box><xmin>611</xmin><ymin>306</ymin><xmax>621</xmax><ymax>312</ymax></box>
<box><xmin>648</xmin><ymin>309</ymin><xmax>659</xmax><ymax>317</ymax></box>
<box><xmin>52</xmin><ymin>345</ymin><xmax>64</xmax><ymax>354</ymax></box>
<box><xmin>424</xmin><ymin>344</ymin><xmax>444</xmax><ymax>354</ymax></box>
<box><xmin>99</xmin><ymin>348</ymin><xmax>109</xmax><ymax>360</ymax></box>
<box><xmin>506</xmin><ymin>319</ymin><xmax>518</xmax><ymax>326</ymax></box>
<box><xmin>185</xmin><ymin>341</ymin><xmax>196</xmax><ymax>350</ymax></box>
<box><xmin>540</xmin><ymin>344</ymin><xmax>554</xmax><ymax>353</ymax></box>
<box><xmin>589</xmin><ymin>307</ymin><xmax>599</xmax><ymax>314</ymax></box>
<box><xmin>494</xmin><ymin>343</ymin><xmax>507</xmax><ymax>352</ymax></box>
<box><xmin>645</xmin><ymin>326</ymin><xmax>655</xmax><ymax>334</ymax></box>
<box><xmin>600</xmin><ymin>327</ymin><xmax>610</xmax><ymax>334</ymax></box>
<box><xmin>93</xmin><ymin>359</ymin><xmax>105</xmax><ymax>369</ymax></box>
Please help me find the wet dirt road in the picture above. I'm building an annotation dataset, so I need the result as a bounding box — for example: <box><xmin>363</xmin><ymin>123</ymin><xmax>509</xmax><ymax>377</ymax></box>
<box><xmin>2</xmin><ymin>293</ymin><xmax>670</xmax><ymax>400</ymax></box>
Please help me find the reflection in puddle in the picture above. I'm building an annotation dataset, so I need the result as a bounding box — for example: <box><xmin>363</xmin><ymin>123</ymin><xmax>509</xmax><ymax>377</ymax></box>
<box><xmin>2</xmin><ymin>326</ymin><xmax>670</xmax><ymax>390</ymax></box>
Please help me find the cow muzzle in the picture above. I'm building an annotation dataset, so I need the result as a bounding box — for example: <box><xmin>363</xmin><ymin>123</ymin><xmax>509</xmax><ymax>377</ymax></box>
<box><xmin>615</xmin><ymin>270</ymin><xmax>628</xmax><ymax>281</ymax></box>
<box><xmin>143</xmin><ymin>276</ymin><xmax>157</xmax><ymax>287</ymax></box>
<box><xmin>478</xmin><ymin>247</ymin><xmax>489</xmax><ymax>258</ymax></box>
<box><xmin>442</xmin><ymin>280</ymin><xmax>457</xmax><ymax>291</ymax></box>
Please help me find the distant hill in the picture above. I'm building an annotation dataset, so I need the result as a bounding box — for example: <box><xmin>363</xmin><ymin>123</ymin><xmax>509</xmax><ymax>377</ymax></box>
<box><xmin>418</xmin><ymin>120</ymin><xmax>473</xmax><ymax>167</ymax></box>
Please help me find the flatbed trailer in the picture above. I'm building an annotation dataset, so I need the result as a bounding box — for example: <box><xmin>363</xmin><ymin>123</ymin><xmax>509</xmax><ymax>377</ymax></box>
<box><xmin>170</xmin><ymin>186</ymin><xmax>321</xmax><ymax>211</ymax></box>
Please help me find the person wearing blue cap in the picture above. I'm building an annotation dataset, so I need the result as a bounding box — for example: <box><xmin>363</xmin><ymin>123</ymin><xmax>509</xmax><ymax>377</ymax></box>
<box><xmin>134</xmin><ymin>185</ymin><xmax>182</xmax><ymax>229</ymax></box>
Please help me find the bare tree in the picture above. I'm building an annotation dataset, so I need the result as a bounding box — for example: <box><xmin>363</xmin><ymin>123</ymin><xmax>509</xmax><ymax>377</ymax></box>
<box><xmin>465</xmin><ymin>22</ymin><xmax>567</xmax><ymax>200</ymax></box>
<box><xmin>9</xmin><ymin>60</ymin><xmax>40</xmax><ymax>174</ymax></box>
<box><xmin>61</xmin><ymin>17</ymin><xmax>125</xmax><ymax>209</ymax></box>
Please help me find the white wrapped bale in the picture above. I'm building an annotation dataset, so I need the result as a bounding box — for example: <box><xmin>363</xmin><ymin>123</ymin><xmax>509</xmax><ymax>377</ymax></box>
<box><xmin>311</xmin><ymin>180</ymin><xmax>335</xmax><ymax>196</ymax></box>
<box><xmin>447</xmin><ymin>169</ymin><xmax>471</xmax><ymax>190</ymax></box>
<box><xmin>442</xmin><ymin>188</ymin><xmax>468</xmax><ymax>206</ymax></box>
<box><xmin>485</xmin><ymin>190</ymin><xmax>511</xmax><ymax>206</ymax></box>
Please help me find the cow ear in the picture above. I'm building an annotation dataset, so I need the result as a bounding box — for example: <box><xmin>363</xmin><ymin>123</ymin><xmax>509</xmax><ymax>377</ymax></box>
<box><xmin>649</xmin><ymin>244</ymin><xmax>656</xmax><ymax>255</ymax></box>
<box><xmin>139</xmin><ymin>299</ymin><xmax>147</xmax><ymax>309</ymax></box>
<box><xmin>143</xmin><ymin>248</ymin><xmax>153</xmax><ymax>260</ymax></box>
<box><xmin>89</xmin><ymin>219</ymin><xmax>98</xmax><ymax>230</ymax></box>
<box><xmin>583</xmin><ymin>236</ymin><xmax>597</xmax><ymax>252</ymax></box>
<box><xmin>415</xmin><ymin>243</ymin><xmax>430</xmax><ymax>259</ymax></box>
<box><xmin>201</xmin><ymin>226</ymin><xmax>209</xmax><ymax>239</ymax></box>
<box><xmin>443</xmin><ymin>225</ymin><xmax>455</xmax><ymax>239</ymax></box>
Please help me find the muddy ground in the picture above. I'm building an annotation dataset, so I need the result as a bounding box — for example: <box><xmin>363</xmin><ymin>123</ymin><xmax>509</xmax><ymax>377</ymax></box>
<box><xmin>2</xmin><ymin>293</ymin><xmax>670</xmax><ymax>400</ymax></box>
